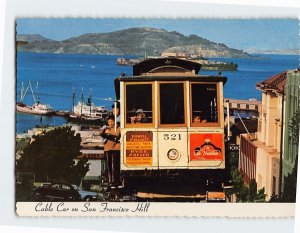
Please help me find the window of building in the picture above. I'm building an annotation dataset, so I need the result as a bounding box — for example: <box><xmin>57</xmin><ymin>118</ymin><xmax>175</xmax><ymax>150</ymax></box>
<box><xmin>190</xmin><ymin>83</ymin><xmax>219</xmax><ymax>126</ymax></box>
<box><xmin>159</xmin><ymin>82</ymin><xmax>185</xmax><ymax>126</ymax></box>
<box><xmin>125</xmin><ymin>83</ymin><xmax>153</xmax><ymax>126</ymax></box>
<box><xmin>258</xmin><ymin>116</ymin><xmax>262</xmax><ymax>133</ymax></box>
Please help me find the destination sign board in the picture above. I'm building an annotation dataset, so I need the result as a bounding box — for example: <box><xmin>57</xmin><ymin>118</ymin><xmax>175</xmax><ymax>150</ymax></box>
<box><xmin>126</xmin><ymin>131</ymin><xmax>153</xmax><ymax>166</ymax></box>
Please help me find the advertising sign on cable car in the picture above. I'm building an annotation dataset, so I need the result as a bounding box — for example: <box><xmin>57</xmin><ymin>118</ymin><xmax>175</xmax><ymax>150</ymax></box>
<box><xmin>189</xmin><ymin>133</ymin><xmax>224</xmax><ymax>161</ymax></box>
<box><xmin>126</xmin><ymin>131</ymin><xmax>153</xmax><ymax>166</ymax></box>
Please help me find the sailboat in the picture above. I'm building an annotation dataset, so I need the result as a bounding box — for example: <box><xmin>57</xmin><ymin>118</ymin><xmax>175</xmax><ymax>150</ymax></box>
<box><xmin>16</xmin><ymin>81</ymin><xmax>53</xmax><ymax>115</ymax></box>
<box><xmin>69</xmin><ymin>88</ymin><xmax>108</xmax><ymax>121</ymax></box>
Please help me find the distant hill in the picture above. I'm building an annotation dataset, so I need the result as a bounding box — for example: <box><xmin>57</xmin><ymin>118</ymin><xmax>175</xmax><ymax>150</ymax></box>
<box><xmin>17</xmin><ymin>27</ymin><xmax>251</xmax><ymax>58</ymax></box>
<box><xmin>17</xmin><ymin>34</ymin><xmax>51</xmax><ymax>42</ymax></box>
<box><xmin>246</xmin><ymin>48</ymin><xmax>299</xmax><ymax>55</ymax></box>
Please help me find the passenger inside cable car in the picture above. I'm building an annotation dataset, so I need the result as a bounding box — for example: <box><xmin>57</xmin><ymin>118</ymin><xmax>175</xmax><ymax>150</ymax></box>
<box><xmin>130</xmin><ymin>109</ymin><xmax>149</xmax><ymax>124</ymax></box>
<box><xmin>126</xmin><ymin>84</ymin><xmax>153</xmax><ymax>125</ymax></box>
<box><xmin>193</xmin><ymin>115</ymin><xmax>207</xmax><ymax>123</ymax></box>
<box><xmin>191</xmin><ymin>83</ymin><xmax>219</xmax><ymax>126</ymax></box>
<box><xmin>124</xmin><ymin>81</ymin><xmax>220</xmax><ymax>127</ymax></box>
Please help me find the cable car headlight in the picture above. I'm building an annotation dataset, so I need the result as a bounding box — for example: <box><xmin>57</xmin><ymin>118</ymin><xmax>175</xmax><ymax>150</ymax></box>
<box><xmin>167</xmin><ymin>149</ymin><xmax>180</xmax><ymax>161</ymax></box>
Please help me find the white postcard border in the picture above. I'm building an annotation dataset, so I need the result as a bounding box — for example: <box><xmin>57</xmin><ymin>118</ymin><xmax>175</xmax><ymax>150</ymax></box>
<box><xmin>16</xmin><ymin>202</ymin><xmax>295</xmax><ymax>217</ymax></box>
<box><xmin>0</xmin><ymin>0</ymin><xmax>299</xmax><ymax>232</ymax></box>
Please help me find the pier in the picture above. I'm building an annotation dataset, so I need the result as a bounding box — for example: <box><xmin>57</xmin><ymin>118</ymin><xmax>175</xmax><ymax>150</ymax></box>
<box><xmin>53</xmin><ymin>110</ymin><xmax>70</xmax><ymax>117</ymax></box>
<box><xmin>18</xmin><ymin>98</ymin><xmax>261</xmax><ymax>119</ymax></box>
<box><xmin>224</xmin><ymin>98</ymin><xmax>261</xmax><ymax>112</ymax></box>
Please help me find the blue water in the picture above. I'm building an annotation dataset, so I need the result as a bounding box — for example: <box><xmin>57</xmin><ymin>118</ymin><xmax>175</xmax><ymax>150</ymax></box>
<box><xmin>201</xmin><ymin>54</ymin><xmax>299</xmax><ymax>99</ymax></box>
<box><xmin>16</xmin><ymin>52</ymin><xmax>299</xmax><ymax>133</ymax></box>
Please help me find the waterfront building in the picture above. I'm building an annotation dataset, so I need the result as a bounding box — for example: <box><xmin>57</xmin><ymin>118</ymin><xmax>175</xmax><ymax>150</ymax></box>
<box><xmin>161</xmin><ymin>52</ymin><xmax>185</xmax><ymax>58</ymax></box>
<box><xmin>239</xmin><ymin>71</ymin><xmax>287</xmax><ymax>199</ymax></box>
<box><xmin>282</xmin><ymin>69</ymin><xmax>299</xmax><ymax>193</ymax></box>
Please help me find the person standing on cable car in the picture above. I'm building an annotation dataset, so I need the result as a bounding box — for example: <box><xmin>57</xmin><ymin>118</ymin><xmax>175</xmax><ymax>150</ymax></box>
<box><xmin>111</xmin><ymin>101</ymin><xmax>120</xmax><ymax>126</ymax></box>
<box><xmin>100</xmin><ymin>115</ymin><xmax>121</xmax><ymax>188</ymax></box>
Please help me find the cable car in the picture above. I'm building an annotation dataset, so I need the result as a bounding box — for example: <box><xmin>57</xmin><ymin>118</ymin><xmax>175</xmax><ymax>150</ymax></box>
<box><xmin>114</xmin><ymin>58</ymin><xmax>229</xmax><ymax>193</ymax></box>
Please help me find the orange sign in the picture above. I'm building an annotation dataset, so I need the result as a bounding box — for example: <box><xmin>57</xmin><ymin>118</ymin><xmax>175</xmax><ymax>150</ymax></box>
<box><xmin>126</xmin><ymin>131</ymin><xmax>152</xmax><ymax>166</ymax></box>
<box><xmin>190</xmin><ymin>133</ymin><xmax>223</xmax><ymax>161</ymax></box>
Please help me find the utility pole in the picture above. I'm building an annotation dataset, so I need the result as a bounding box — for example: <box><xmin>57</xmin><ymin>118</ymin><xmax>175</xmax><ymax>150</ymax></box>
<box><xmin>279</xmin><ymin>86</ymin><xmax>285</xmax><ymax>198</ymax></box>
<box><xmin>72</xmin><ymin>87</ymin><xmax>75</xmax><ymax>113</ymax></box>
<box><xmin>226</xmin><ymin>100</ymin><xmax>231</xmax><ymax>141</ymax></box>
<box><xmin>114</xmin><ymin>100</ymin><xmax>117</xmax><ymax>132</ymax></box>
<box><xmin>80</xmin><ymin>87</ymin><xmax>84</xmax><ymax>116</ymax></box>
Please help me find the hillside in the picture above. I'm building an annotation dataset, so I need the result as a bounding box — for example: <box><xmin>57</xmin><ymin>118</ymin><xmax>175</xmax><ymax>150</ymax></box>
<box><xmin>17</xmin><ymin>34</ymin><xmax>51</xmax><ymax>42</ymax></box>
<box><xmin>17</xmin><ymin>27</ymin><xmax>251</xmax><ymax>58</ymax></box>
<box><xmin>245</xmin><ymin>48</ymin><xmax>299</xmax><ymax>55</ymax></box>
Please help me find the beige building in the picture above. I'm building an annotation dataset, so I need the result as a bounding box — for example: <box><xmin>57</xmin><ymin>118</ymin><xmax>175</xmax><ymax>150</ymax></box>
<box><xmin>239</xmin><ymin>72</ymin><xmax>286</xmax><ymax>199</ymax></box>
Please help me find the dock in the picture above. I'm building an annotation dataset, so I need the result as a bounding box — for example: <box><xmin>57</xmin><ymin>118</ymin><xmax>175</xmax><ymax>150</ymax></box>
<box><xmin>53</xmin><ymin>110</ymin><xmax>70</xmax><ymax>117</ymax></box>
<box><xmin>224</xmin><ymin>98</ymin><xmax>261</xmax><ymax>112</ymax></box>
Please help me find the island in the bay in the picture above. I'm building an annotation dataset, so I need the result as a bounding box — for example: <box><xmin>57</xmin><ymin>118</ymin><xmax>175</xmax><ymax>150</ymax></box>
<box><xmin>17</xmin><ymin>27</ymin><xmax>252</xmax><ymax>71</ymax></box>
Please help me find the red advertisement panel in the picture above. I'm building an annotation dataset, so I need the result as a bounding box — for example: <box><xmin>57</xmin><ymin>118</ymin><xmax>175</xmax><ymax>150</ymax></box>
<box><xmin>190</xmin><ymin>133</ymin><xmax>224</xmax><ymax>161</ymax></box>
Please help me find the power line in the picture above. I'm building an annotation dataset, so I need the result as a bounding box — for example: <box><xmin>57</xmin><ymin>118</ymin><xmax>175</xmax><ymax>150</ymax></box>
<box><xmin>19</xmin><ymin>90</ymin><xmax>113</xmax><ymax>102</ymax></box>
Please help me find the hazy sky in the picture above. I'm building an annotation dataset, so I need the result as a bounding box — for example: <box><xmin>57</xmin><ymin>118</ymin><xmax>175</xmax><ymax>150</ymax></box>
<box><xmin>16</xmin><ymin>18</ymin><xmax>299</xmax><ymax>51</ymax></box>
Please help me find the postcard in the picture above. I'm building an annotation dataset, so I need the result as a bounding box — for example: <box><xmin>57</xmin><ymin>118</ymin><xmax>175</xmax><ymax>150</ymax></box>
<box><xmin>15</xmin><ymin>17</ymin><xmax>299</xmax><ymax>217</ymax></box>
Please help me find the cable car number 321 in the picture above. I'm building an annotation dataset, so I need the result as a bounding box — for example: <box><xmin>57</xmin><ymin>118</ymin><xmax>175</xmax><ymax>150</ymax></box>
<box><xmin>163</xmin><ymin>134</ymin><xmax>182</xmax><ymax>140</ymax></box>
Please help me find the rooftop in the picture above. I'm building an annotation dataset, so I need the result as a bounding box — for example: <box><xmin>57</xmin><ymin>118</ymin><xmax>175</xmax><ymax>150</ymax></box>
<box><xmin>231</xmin><ymin>118</ymin><xmax>258</xmax><ymax>134</ymax></box>
<box><xmin>241</xmin><ymin>134</ymin><xmax>279</xmax><ymax>158</ymax></box>
<box><xmin>256</xmin><ymin>71</ymin><xmax>287</xmax><ymax>94</ymax></box>
<box><xmin>133</xmin><ymin>57</ymin><xmax>201</xmax><ymax>75</ymax></box>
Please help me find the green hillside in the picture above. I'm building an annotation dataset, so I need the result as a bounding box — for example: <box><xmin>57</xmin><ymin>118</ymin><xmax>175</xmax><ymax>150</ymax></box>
<box><xmin>17</xmin><ymin>27</ymin><xmax>251</xmax><ymax>58</ymax></box>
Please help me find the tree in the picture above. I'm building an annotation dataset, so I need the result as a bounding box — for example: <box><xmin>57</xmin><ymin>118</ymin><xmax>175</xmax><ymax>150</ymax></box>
<box><xmin>248</xmin><ymin>179</ymin><xmax>257</xmax><ymax>202</ymax></box>
<box><xmin>230</xmin><ymin>151</ymin><xmax>239</xmax><ymax>169</ymax></box>
<box><xmin>231</xmin><ymin>168</ymin><xmax>248</xmax><ymax>202</ymax></box>
<box><xmin>229</xmin><ymin>168</ymin><xmax>266</xmax><ymax>202</ymax></box>
<box><xmin>255</xmin><ymin>187</ymin><xmax>267</xmax><ymax>202</ymax></box>
<box><xmin>281</xmin><ymin>157</ymin><xmax>298</xmax><ymax>202</ymax></box>
<box><xmin>16</xmin><ymin>126</ymin><xmax>89</xmax><ymax>185</ymax></box>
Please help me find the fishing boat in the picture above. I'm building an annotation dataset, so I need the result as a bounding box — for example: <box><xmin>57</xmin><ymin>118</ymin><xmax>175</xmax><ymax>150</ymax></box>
<box><xmin>16</xmin><ymin>81</ymin><xmax>54</xmax><ymax>115</ymax></box>
<box><xmin>68</xmin><ymin>89</ymin><xmax>108</xmax><ymax>121</ymax></box>
<box><xmin>71</xmin><ymin>102</ymin><xmax>108</xmax><ymax>120</ymax></box>
<box><xmin>17</xmin><ymin>102</ymin><xmax>53</xmax><ymax>115</ymax></box>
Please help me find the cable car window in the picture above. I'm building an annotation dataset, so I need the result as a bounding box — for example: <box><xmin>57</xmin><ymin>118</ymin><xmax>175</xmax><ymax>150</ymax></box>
<box><xmin>191</xmin><ymin>83</ymin><xmax>219</xmax><ymax>125</ymax></box>
<box><xmin>125</xmin><ymin>84</ymin><xmax>153</xmax><ymax>125</ymax></box>
<box><xmin>159</xmin><ymin>83</ymin><xmax>185</xmax><ymax>125</ymax></box>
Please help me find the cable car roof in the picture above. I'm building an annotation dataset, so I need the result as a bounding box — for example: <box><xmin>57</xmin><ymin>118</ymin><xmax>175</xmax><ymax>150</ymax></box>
<box><xmin>133</xmin><ymin>58</ymin><xmax>201</xmax><ymax>76</ymax></box>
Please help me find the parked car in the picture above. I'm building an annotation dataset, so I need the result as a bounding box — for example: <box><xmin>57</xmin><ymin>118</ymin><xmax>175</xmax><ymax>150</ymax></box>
<box><xmin>90</xmin><ymin>184</ymin><xmax>101</xmax><ymax>192</ymax></box>
<box><xmin>33</xmin><ymin>182</ymin><xmax>81</xmax><ymax>201</ymax></box>
<box><xmin>71</xmin><ymin>185</ymin><xmax>100</xmax><ymax>201</ymax></box>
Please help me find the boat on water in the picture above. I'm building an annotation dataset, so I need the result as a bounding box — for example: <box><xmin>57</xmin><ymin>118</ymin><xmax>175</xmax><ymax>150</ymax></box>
<box><xmin>16</xmin><ymin>81</ymin><xmax>54</xmax><ymax>115</ymax></box>
<box><xmin>68</xmin><ymin>89</ymin><xmax>108</xmax><ymax>122</ymax></box>
<box><xmin>70</xmin><ymin>102</ymin><xmax>108</xmax><ymax>120</ymax></box>
<box><xmin>17</xmin><ymin>101</ymin><xmax>53</xmax><ymax>115</ymax></box>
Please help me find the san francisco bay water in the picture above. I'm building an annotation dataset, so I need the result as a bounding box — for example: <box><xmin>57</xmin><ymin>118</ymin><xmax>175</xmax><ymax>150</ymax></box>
<box><xmin>16</xmin><ymin>52</ymin><xmax>299</xmax><ymax>134</ymax></box>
